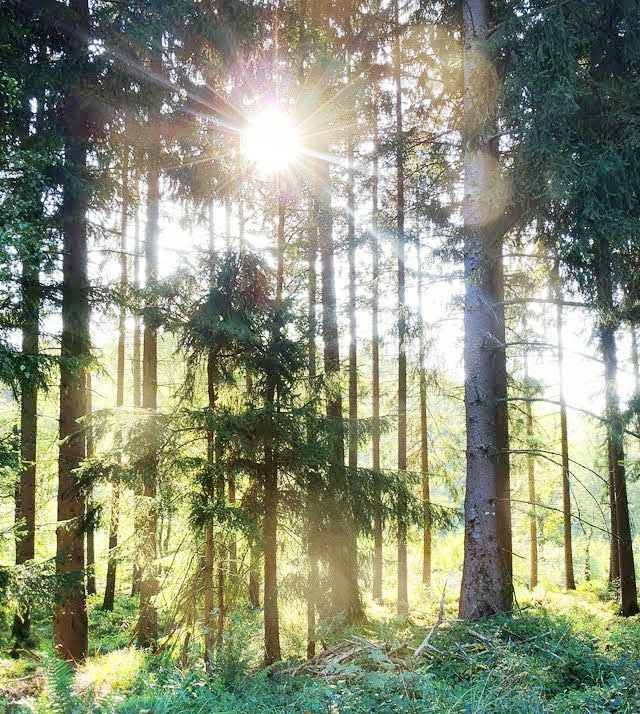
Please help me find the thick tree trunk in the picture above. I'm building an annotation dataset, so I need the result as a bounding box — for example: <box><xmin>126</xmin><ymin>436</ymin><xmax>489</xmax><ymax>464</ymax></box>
<box><xmin>54</xmin><ymin>0</ymin><xmax>90</xmax><ymax>662</ymax></box>
<box><xmin>417</xmin><ymin>239</ymin><xmax>431</xmax><ymax>588</ymax></box>
<box><xmin>137</xmin><ymin>94</ymin><xmax>161</xmax><ymax>648</ymax></box>
<box><xmin>103</xmin><ymin>149</ymin><xmax>129</xmax><ymax>612</ymax></box>
<box><xmin>371</xmin><ymin>103</ymin><xmax>383</xmax><ymax>603</ymax></box>
<box><xmin>607</xmin><ymin>434</ymin><xmax>620</xmax><ymax>587</ymax></box>
<box><xmin>12</xmin><ymin>252</ymin><xmax>40</xmax><ymax>647</ymax></box>
<box><xmin>85</xmin><ymin>374</ymin><xmax>96</xmax><ymax>597</ymax></box>
<box><xmin>459</xmin><ymin>0</ymin><xmax>513</xmax><ymax>619</ymax></box>
<box><xmin>131</xmin><ymin>189</ymin><xmax>142</xmax><ymax>597</ymax></box>
<box><xmin>393</xmin><ymin>0</ymin><xmax>408</xmax><ymax>617</ymax></box>
<box><xmin>598</xmin><ymin>238</ymin><xmax>637</xmax><ymax>615</ymax></box>
<box><xmin>54</xmin><ymin>1</ymin><xmax>91</xmax><ymax>663</ymax></box>
<box><xmin>556</xmin><ymin>297</ymin><xmax>576</xmax><ymax>590</ymax></box>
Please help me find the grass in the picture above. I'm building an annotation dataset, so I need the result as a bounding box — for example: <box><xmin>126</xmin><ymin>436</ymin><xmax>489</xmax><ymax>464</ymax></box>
<box><xmin>2</xmin><ymin>581</ymin><xmax>640</xmax><ymax>712</ymax></box>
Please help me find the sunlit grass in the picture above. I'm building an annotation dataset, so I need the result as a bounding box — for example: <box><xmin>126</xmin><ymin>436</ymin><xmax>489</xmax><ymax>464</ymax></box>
<box><xmin>74</xmin><ymin>647</ymin><xmax>145</xmax><ymax>701</ymax></box>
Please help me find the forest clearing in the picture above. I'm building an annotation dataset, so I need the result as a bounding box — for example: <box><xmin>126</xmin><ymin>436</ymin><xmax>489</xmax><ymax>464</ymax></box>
<box><xmin>1</xmin><ymin>0</ymin><xmax>639</xmax><ymax>711</ymax></box>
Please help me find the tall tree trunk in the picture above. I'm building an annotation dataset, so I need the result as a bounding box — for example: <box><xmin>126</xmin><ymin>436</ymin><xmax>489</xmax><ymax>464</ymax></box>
<box><xmin>393</xmin><ymin>0</ymin><xmax>408</xmax><ymax>617</ymax></box>
<box><xmin>137</xmin><ymin>76</ymin><xmax>161</xmax><ymax>647</ymax></box>
<box><xmin>417</xmin><ymin>238</ymin><xmax>431</xmax><ymax>588</ymax></box>
<box><xmin>203</xmin><ymin>201</ymin><xmax>216</xmax><ymax>665</ymax></box>
<box><xmin>54</xmin><ymin>0</ymin><xmax>90</xmax><ymax>662</ymax></box>
<box><xmin>632</xmin><ymin>328</ymin><xmax>639</xmax><ymax>434</ymax></box>
<box><xmin>346</xmin><ymin>43</ymin><xmax>358</xmax><ymax>488</ymax></box>
<box><xmin>598</xmin><ymin>239</ymin><xmax>637</xmax><ymax>616</ymax></box>
<box><xmin>310</xmin><ymin>0</ymin><xmax>361</xmax><ymax>623</ymax></box>
<box><xmin>524</xmin><ymin>356</ymin><xmax>538</xmax><ymax>589</ymax></box>
<box><xmin>131</xmin><ymin>185</ymin><xmax>142</xmax><ymax>597</ymax></box>
<box><xmin>103</xmin><ymin>148</ymin><xmax>129</xmax><ymax>612</ymax></box>
<box><xmin>555</xmin><ymin>280</ymin><xmax>575</xmax><ymax>590</ymax></box>
<box><xmin>306</xmin><ymin>195</ymin><xmax>319</xmax><ymax>657</ymax></box>
<box><xmin>264</xmin><ymin>190</ymin><xmax>285</xmax><ymax>665</ymax></box>
<box><xmin>316</xmin><ymin>151</ymin><xmax>361</xmax><ymax>622</ymax></box>
<box><xmin>459</xmin><ymin>0</ymin><xmax>513</xmax><ymax>619</ymax></box>
<box><xmin>371</xmin><ymin>100</ymin><xmax>383</xmax><ymax>603</ymax></box>
<box><xmin>12</xmin><ymin>251</ymin><xmax>40</xmax><ymax>648</ymax></box>
<box><xmin>607</xmin><ymin>434</ymin><xmax>620</xmax><ymax>587</ymax></box>
<box><xmin>85</xmin><ymin>374</ymin><xmax>96</xmax><ymax>597</ymax></box>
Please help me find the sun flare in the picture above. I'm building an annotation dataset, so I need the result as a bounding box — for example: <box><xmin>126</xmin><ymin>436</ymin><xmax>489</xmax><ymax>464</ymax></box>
<box><xmin>241</xmin><ymin>106</ymin><xmax>301</xmax><ymax>174</ymax></box>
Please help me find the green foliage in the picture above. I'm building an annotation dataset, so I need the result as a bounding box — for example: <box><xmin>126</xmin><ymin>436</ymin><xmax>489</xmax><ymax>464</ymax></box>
<box><xmin>40</xmin><ymin>657</ymin><xmax>76</xmax><ymax>714</ymax></box>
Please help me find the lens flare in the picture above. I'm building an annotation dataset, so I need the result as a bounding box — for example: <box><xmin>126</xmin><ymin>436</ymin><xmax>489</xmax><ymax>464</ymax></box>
<box><xmin>241</xmin><ymin>107</ymin><xmax>301</xmax><ymax>174</ymax></box>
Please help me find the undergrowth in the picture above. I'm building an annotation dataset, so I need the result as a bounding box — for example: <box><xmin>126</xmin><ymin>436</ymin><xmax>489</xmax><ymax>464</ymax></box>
<box><xmin>2</xmin><ymin>586</ymin><xmax>640</xmax><ymax>713</ymax></box>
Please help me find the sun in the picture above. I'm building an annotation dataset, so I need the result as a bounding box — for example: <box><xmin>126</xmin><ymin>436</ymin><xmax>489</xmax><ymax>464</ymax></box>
<box><xmin>241</xmin><ymin>106</ymin><xmax>301</xmax><ymax>175</ymax></box>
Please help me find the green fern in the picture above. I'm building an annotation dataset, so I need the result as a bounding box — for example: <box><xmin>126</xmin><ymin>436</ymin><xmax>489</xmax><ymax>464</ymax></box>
<box><xmin>42</xmin><ymin>656</ymin><xmax>76</xmax><ymax>714</ymax></box>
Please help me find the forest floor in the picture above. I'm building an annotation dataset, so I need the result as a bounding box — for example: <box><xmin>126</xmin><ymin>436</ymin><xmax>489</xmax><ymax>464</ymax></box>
<box><xmin>1</xmin><ymin>582</ymin><xmax>640</xmax><ymax>713</ymax></box>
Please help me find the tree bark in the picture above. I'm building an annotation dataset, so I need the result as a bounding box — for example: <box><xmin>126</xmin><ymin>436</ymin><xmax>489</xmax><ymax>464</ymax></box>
<box><xmin>316</xmin><ymin>153</ymin><xmax>362</xmax><ymax>621</ymax></box>
<box><xmin>459</xmin><ymin>0</ymin><xmax>513</xmax><ymax>619</ymax></box>
<box><xmin>417</xmin><ymin>238</ymin><xmax>431</xmax><ymax>588</ymax></box>
<box><xmin>598</xmin><ymin>238</ymin><xmax>637</xmax><ymax>615</ymax></box>
<box><xmin>54</xmin><ymin>0</ymin><xmax>90</xmax><ymax>662</ymax></box>
<box><xmin>371</xmin><ymin>100</ymin><xmax>383</xmax><ymax>603</ymax></box>
<box><xmin>632</xmin><ymin>328</ymin><xmax>639</xmax><ymax>435</ymax></box>
<box><xmin>85</xmin><ymin>374</ymin><xmax>96</xmax><ymax>597</ymax></box>
<box><xmin>131</xmin><ymin>184</ymin><xmax>142</xmax><ymax>597</ymax></box>
<box><xmin>393</xmin><ymin>0</ymin><xmax>408</xmax><ymax>617</ymax></box>
<box><xmin>263</xmin><ymin>190</ymin><xmax>285</xmax><ymax>665</ymax></box>
<box><xmin>103</xmin><ymin>147</ymin><xmax>129</xmax><ymax>612</ymax></box>
<box><xmin>556</xmin><ymin>295</ymin><xmax>575</xmax><ymax>590</ymax></box>
<box><xmin>524</xmin><ymin>356</ymin><xmax>538</xmax><ymax>589</ymax></box>
<box><xmin>306</xmin><ymin>195</ymin><xmax>319</xmax><ymax>657</ymax></box>
<box><xmin>203</xmin><ymin>201</ymin><xmax>216</xmax><ymax>664</ymax></box>
<box><xmin>12</xmin><ymin>248</ymin><xmax>40</xmax><ymax>647</ymax></box>
<box><xmin>137</xmin><ymin>79</ymin><xmax>161</xmax><ymax>647</ymax></box>
<box><xmin>607</xmin><ymin>434</ymin><xmax>620</xmax><ymax>587</ymax></box>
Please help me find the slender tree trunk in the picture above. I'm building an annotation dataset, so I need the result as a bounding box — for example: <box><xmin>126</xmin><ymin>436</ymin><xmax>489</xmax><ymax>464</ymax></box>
<box><xmin>393</xmin><ymin>0</ymin><xmax>408</xmax><ymax>616</ymax></box>
<box><xmin>247</xmin><ymin>451</ymin><xmax>261</xmax><ymax>611</ymax></box>
<box><xmin>598</xmin><ymin>238</ymin><xmax>637</xmax><ymax>616</ymax></box>
<box><xmin>137</xmin><ymin>75</ymin><xmax>161</xmax><ymax>647</ymax></box>
<box><xmin>556</xmin><ymin>290</ymin><xmax>576</xmax><ymax>590</ymax></box>
<box><xmin>632</xmin><ymin>328</ymin><xmax>639</xmax><ymax>435</ymax></box>
<box><xmin>12</xmin><ymin>252</ymin><xmax>40</xmax><ymax>648</ymax></box>
<box><xmin>607</xmin><ymin>434</ymin><xmax>620</xmax><ymax>587</ymax></box>
<box><xmin>264</xmin><ymin>190</ymin><xmax>285</xmax><ymax>665</ymax></box>
<box><xmin>316</xmin><ymin>151</ymin><xmax>362</xmax><ymax>622</ymax></box>
<box><xmin>103</xmin><ymin>148</ymin><xmax>129</xmax><ymax>612</ymax></box>
<box><xmin>131</xmin><ymin>187</ymin><xmax>142</xmax><ymax>597</ymax></box>
<box><xmin>524</xmin><ymin>356</ymin><xmax>538</xmax><ymax>589</ymax></box>
<box><xmin>371</xmin><ymin>101</ymin><xmax>383</xmax><ymax>603</ymax></box>
<box><xmin>203</xmin><ymin>201</ymin><xmax>216</xmax><ymax>665</ymax></box>
<box><xmin>306</xmin><ymin>195</ymin><xmax>319</xmax><ymax>657</ymax></box>
<box><xmin>459</xmin><ymin>0</ymin><xmax>513</xmax><ymax>619</ymax></box>
<box><xmin>85</xmin><ymin>374</ymin><xmax>96</xmax><ymax>597</ymax></box>
<box><xmin>417</xmin><ymin>238</ymin><xmax>431</xmax><ymax>588</ymax></box>
<box><xmin>54</xmin><ymin>0</ymin><xmax>90</xmax><ymax>661</ymax></box>
<box><xmin>346</xmin><ymin>50</ymin><xmax>358</xmax><ymax>486</ymax></box>
<box><xmin>310</xmin><ymin>2</ymin><xmax>361</xmax><ymax>623</ymax></box>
